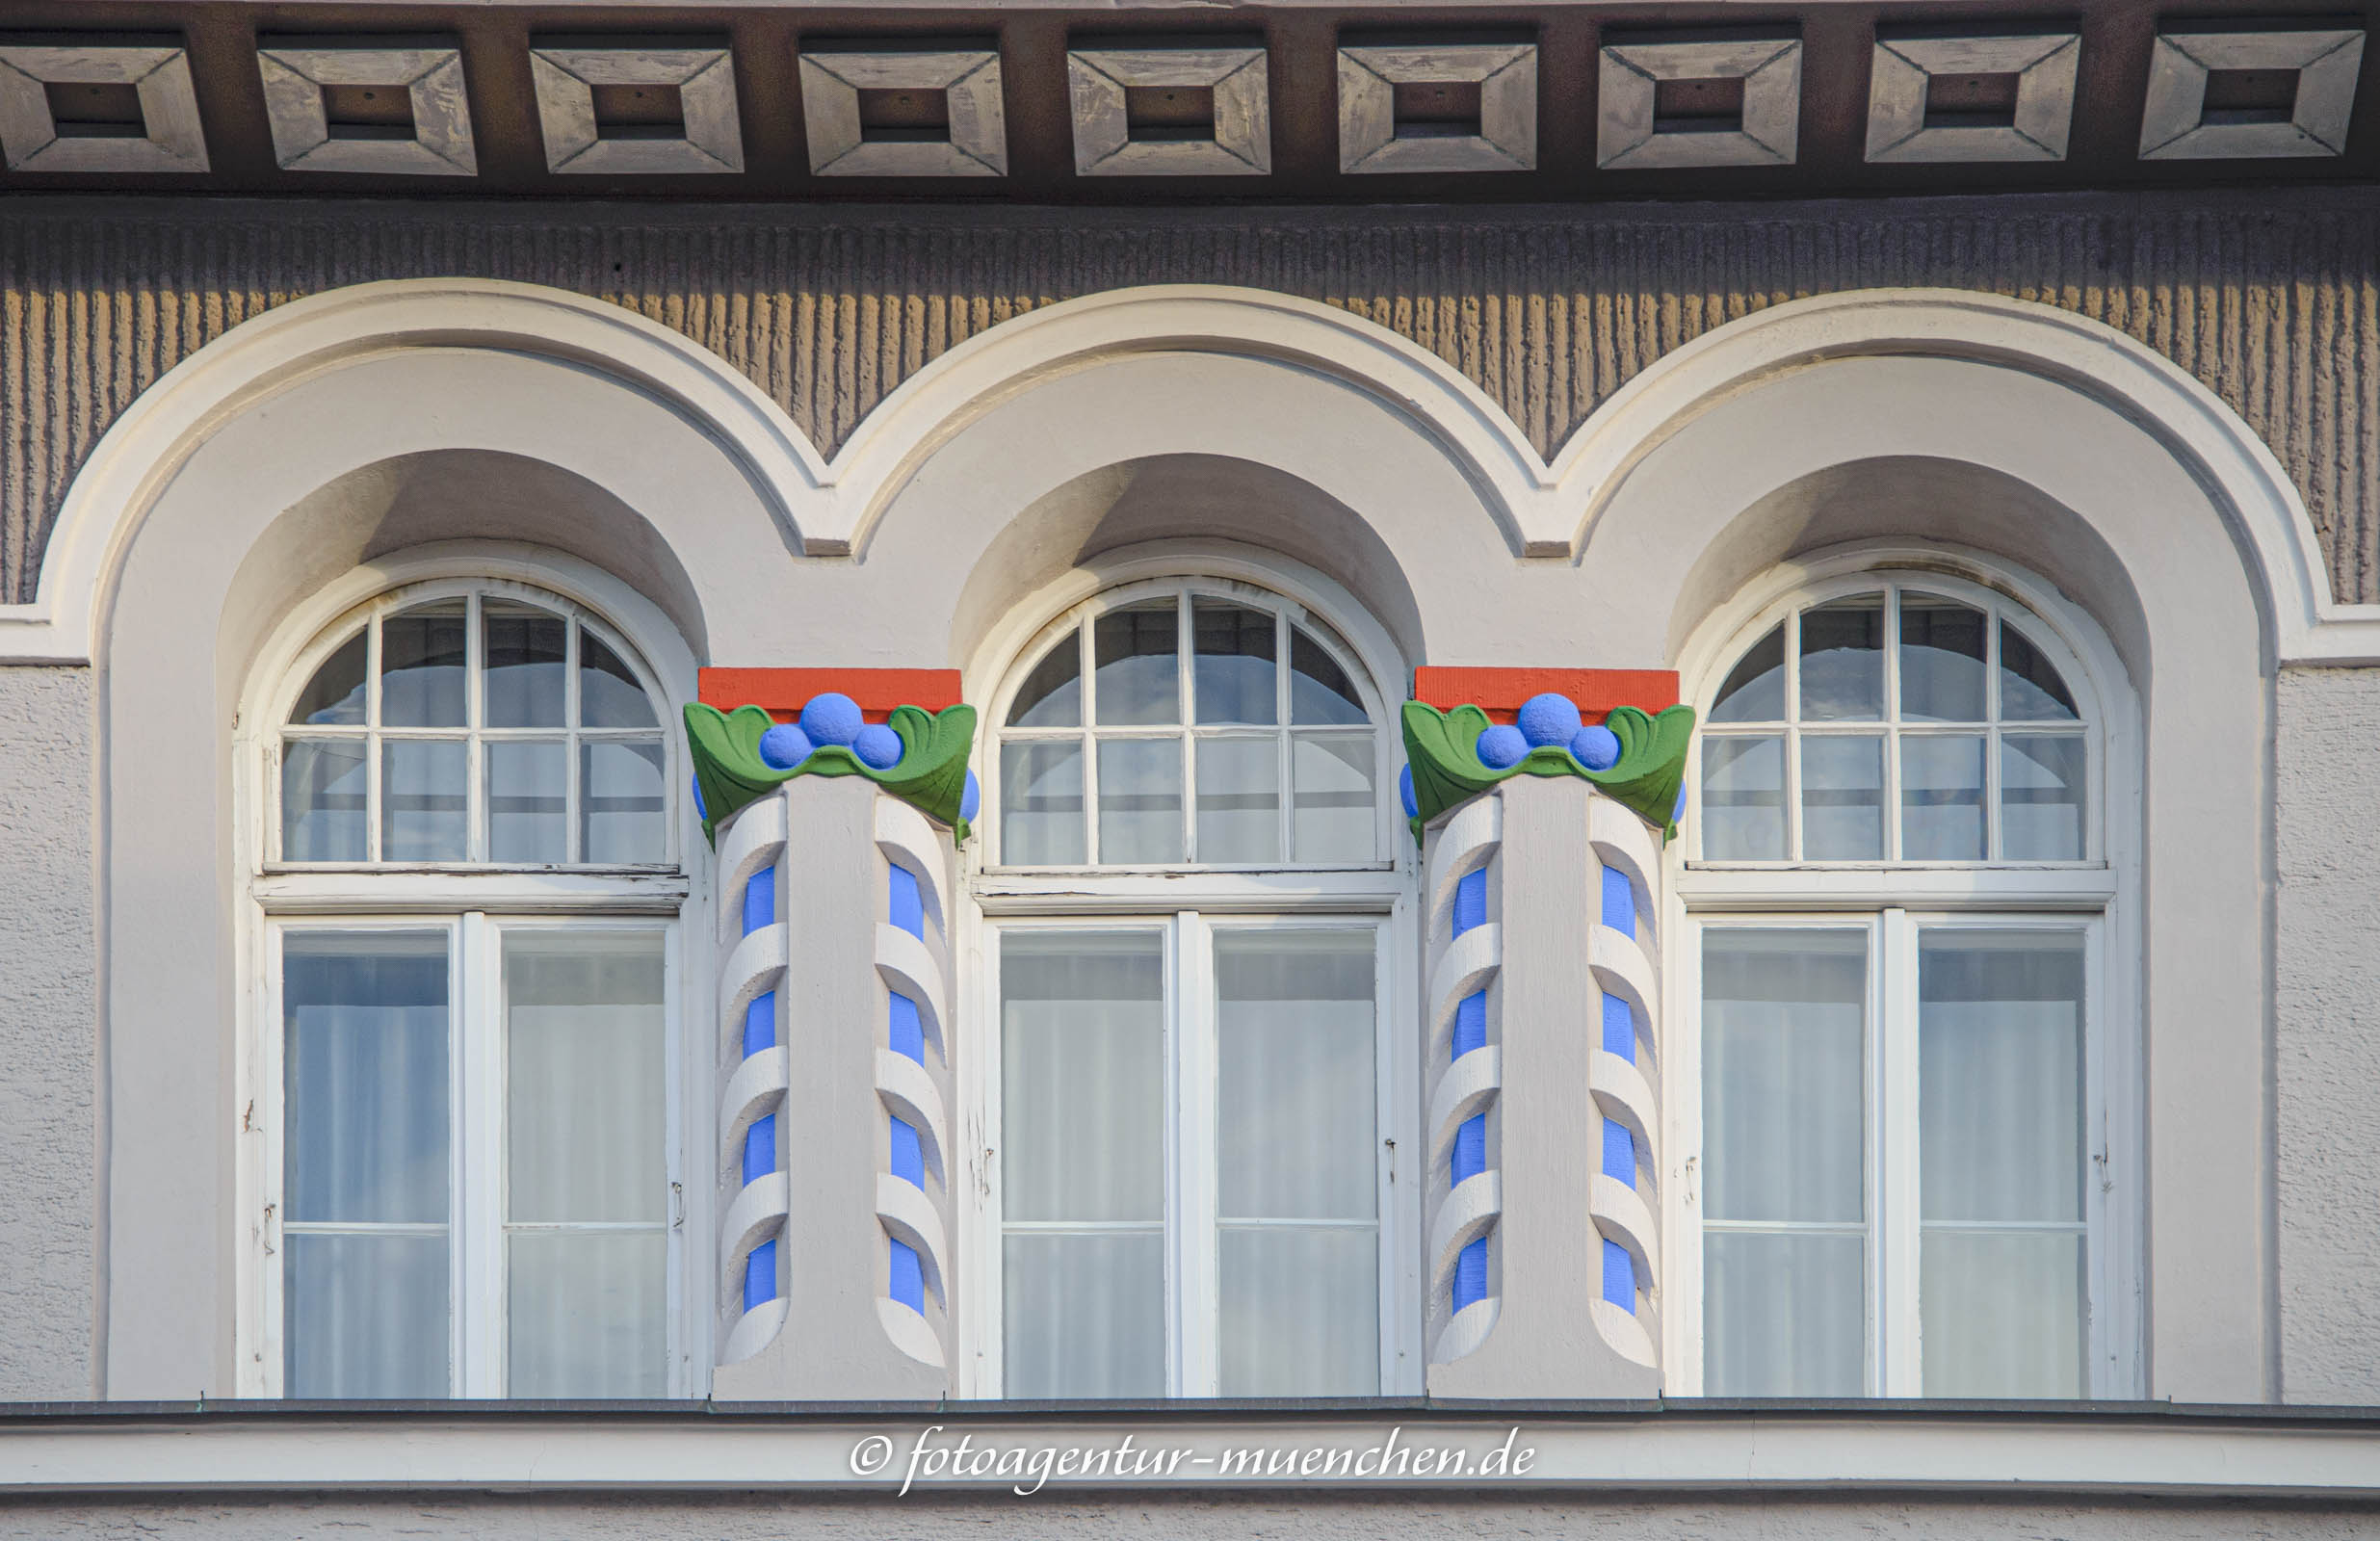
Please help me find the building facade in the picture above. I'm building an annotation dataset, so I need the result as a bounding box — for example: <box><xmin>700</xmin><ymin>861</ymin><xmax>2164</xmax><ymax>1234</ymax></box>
<box><xmin>5</xmin><ymin>0</ymin><xmax>2380</xmax><ymax>1530</ymax></box>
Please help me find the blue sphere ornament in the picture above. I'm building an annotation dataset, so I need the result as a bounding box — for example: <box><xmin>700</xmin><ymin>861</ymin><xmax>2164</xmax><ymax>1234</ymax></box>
<box><xmin>1476</xmin><ymin>724</ymin><xmax>1530</xmax><ymax>770</ymax></box>
<box><xmin>960</xmin><ymin>770</ymin><xmax>982</xmax><ymax>823</ymax></box>
<box><xmin>798</xmin><ymin>692</ymin><xmax>864</xmax><ymax>747</ymax></box>
<box><xmin>1399</xmin><ymin>764</ymin><xmax>1419</xmax><ymax>819</ymax></box>
<box><xmin>1673</xmin><ymin>785</ymin><xmax>1688</xmax><ymax>823</ymax></box>
<box><xmin>1569</xmin><ymin>723</ymin><xmax>1622</xmax><ymax>772</ymax></box>
<box><xmin>1516</xmin><ymin>692</ymin><xmax>1583</xmax><ymax>748</ymax></box>
<box><xmin>757</xmin><ymin>722</ymin><xmax>814</xmax><ymax>770</ymax></box>
<box><xmin>691</xmin><ymin>773</ymin><xmax>707</xmax><ymax>821</ymax></box>
<box><xmin>851</xmin><ymin>723</ymin><xmax>903</xmax><ymax>770</ymax></box>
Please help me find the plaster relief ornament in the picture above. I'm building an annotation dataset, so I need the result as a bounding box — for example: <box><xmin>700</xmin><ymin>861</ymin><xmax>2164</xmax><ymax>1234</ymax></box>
<box><xmin>684</xmin><ymin>692</ymin><xmax>980</xmax><ymax>845</ymax></box>
<box><xmin>1401</xmin><ymin>691</ymin><xmax>1694</xmax><ymax>841</ymax></box>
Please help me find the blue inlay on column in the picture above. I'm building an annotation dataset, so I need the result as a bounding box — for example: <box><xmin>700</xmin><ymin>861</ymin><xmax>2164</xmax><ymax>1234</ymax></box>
<box><xmin>1452</xmin><ymin>1112</ymin><xmax>1487</xmax><ymax>1185</ymax></box>
<box><xmin>743</xmin><ymin>990</ymin><xmax>776</xmax><ymax>1058</ymax></box>
<box><xmin>1600</xmin><ymin>865</ymin><xmax>1635</xmax><ymax>936</ymax></box>
<box><xmin>889</xmin><ymin>992</ymin><xmax>924</xmax><ymax>1063</ymax></box>
<box><xmin>890</xmin><ymin>1116</ymin><xmax>924</xmax><ymax>1188</ymax></box>
<box><xmin>744</xmin><ymin>1112</ymin><xmax>777</xmax><ymax>1186</ymax></box>
<box><xmin>890</xmin><ymin>1239</ymin><xmax>926</xmax><ymax>1313</ymax></box>
<box><xmin>889</xmin><ymin>864</ymin><xmax>925</xmax><ymax>941</ymax></box>
<box><xmin>1601</xmin><ymin>992</ymin><xmax>1636</xmax><ymax>1061</ymax></box>
<box><xmin>1453</xmin><ymin>1236</ymin><xmax>1489</xmax><ymax>1313</ymax></box>
<box><xmin>744</xmin><ymin>1238</ymin><xmax>777</xmax><ymax>1313</ymax></box>
<box><xmin>1453</xmin><ymin>868</ymin><xmax>1488</xmax><ymax>935</ymax></box>
<box><xmin>743</xmin><ymin>868</ymin><xmax>774</xmax><ymax>934</ymax></box>
<box><xmin>1452</xmin><ymin>990</ymin><xmax>1488</xmax><ymax>1058</ymax></box>
<box><xmin>1602</xmin><ymin>1238</ymin><xmax>1635</xmax><ymax>1310</ymax></box>
<box><xmin>1601</xmin><ymin>1117</ymin><xmax>1635</xmax><ymax>1184</ymax></box>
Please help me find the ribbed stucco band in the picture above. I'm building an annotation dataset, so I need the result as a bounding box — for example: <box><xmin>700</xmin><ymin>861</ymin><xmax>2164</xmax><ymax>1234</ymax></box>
<box><xmin>5</xmin><ymin>192</ymin><xmax>2379</xmax><ymax>606</ymax></box>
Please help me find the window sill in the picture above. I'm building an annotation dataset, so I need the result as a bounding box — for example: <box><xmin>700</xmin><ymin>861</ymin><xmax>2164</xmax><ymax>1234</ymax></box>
<box><xmin>252</xmin><ymin>867</ymin><xmax>690</xmax><ymax>913</ymax></box>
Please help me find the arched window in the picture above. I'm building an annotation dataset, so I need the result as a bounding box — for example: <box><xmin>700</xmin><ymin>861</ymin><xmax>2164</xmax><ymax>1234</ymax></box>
<box><xmin>250</xmin><ymin>576</ymin><xmax>687</xmax><ymax>1399</ymax></box>
<box><xmin>974</xmin><ymin>572</ymin><xmax>1411</xmax><ymax>1398</ymax></box>
<box><xmin>1675</xmin><ymin>563</ymin><xmax>2134</xmax><ymax>1401</ymax></box>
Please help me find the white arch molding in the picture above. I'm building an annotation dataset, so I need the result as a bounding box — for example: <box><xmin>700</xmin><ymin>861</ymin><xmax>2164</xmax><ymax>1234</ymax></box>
<box><xmin>13</xmin><ymin>277</ymin><xmax>2369</xmax><ymax>665</ymax></box>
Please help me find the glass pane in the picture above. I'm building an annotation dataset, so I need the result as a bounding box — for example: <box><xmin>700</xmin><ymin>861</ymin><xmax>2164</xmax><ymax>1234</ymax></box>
<box><xmin>999</xmin><ymin>742</ymin><xmax>1085</xmax><ymax>865</ymax></box>
<box><xmin>1921</xmin><ymin>1230</ymin><xmax>2084</xmax><ymax>1397</ymax></box>
<box><xmin>1003</xmin><ymin>1231</ymin><xmax>1164</xmax><ymax>1398</ymax></box>
<box><xmin>486</xmin><ymin>741</ymin><xmax>566</xmax><ymax>864</ymax></box>
<box><xmin>1701</xmin><ymin>928</ymin><xmax>1866</xmax><ymax>1224</ymax></box>
<box><xmin>1801</xmin><ymin>735</ymin><xmax>1885</xmax><ymax>860</ymax></box>
<box><xmin>1216</xmin><ymin>930</ymin><xmax>1376</xmax><ymax>1221</ymax></box>
<box><xmin>1220</xmin><ymin>1227</ymin><xmax>1378</xmax><ymax>1397</ymax></box>
<box><xmin>285</xmin><ymin>1233</ymin><xmax>448</xmax><ymax>1398</ymax></box>
<box><xmin>1699</xmin><ymin>736</ymin><xmax>1786</xmax><ymax>860</ymax></box>
<box><xmin>1008</xmin><ymin>632</ymin><xmax>1083</xmax><ymax>728</ymax></box>
<box><xmin>506</xmin><ymin>932</ymin><xmax>667</xmax><ymax>1224</ymax></box>
<box><xmin>507</xmin><ymin>1230</ymin><xmax>667</xmax><ymax>1397</ymax></box>
<box><xmin>381</xmin><ymin>739</ymin><xmax>467</xmax><ymax>861</ymax></box>
<box><xmin>1290</xmin><ymin>626</ymin><xmax>1367</xmax><ymax>725</ymax></box>
<box><xmin>290</xmin><ymin>631</ymin><xmax>367</xmax><ymax>725</ymax></box>
<box><xmin>1193</xmin><ymin>601</ymin><xmax>1277</xmax><ymax>725</ymax></box>
<box><xmin>1093</xmin><ymin>601</ymin><xmax>1179</xmax><ymax>726</ymax></box>
<box><xmin>582</xmin><ymin>741</ymin><xmax>666</xmax><ymax>864</ymax></box>
<box><xmin>1799</xmin><ymin>596</ymin><xmax>1885</xmax><ymax>720</ymax></box>
<box><xmin>2000</xmin><ymin>620</ymin><xmax>2079</xmax><ymax>720</ymax></box>
<box><xmin>380</xmin><ymin>601</ymin><xmax>467</xmax><ymax>728</ymax></box>
<box><xmin>1001</xmin><ymin>931</ymin><xmax>1164</xmax><ymax>1222</ymax></box>
<box><xmin>284</xmin><ymin>931</ymin><xmax>450</xmax><ymax>1223</ymax></box>
<box><xmin>281</xmin><ymin>739</ymin><xmax>368</xmax><ymax>862</ymax></box>
<box><xmin>1097</xmin><ymin>739</ymin><xmax>1185</xmax><ymax>864</ymax></box>
<box><xmin>1900</xmin><ymin>734</ymin><xmax>1986</xmax><ymax>861</ymax></box>
<box><xmin>1703</xmin><ymin>1230</ymin><xmax>1865</xmax><ymax>1397</ymax></box>
<box><xmin>2003</xmin><ymin>735</ymin><xmax>2086</xmax><ymax>860</ymax></box>
<box><xmin>1293</xmin><ymin>733</ymin><xmax>1375</xmax><ymax>863</ymax></box>
<box><xmin>1196</xmin><ymin>738</ymin><xmax>1279</xmax><ymax>863</ymax></box>
<box><xmin>1899</xmin><ymin>593</ymin><xmax>1987</xmax><ymax>722</ymax></box>
<box><xmin>1710</xmin><ymin>623</ymin><xmax>1786</xmax><ymax>723</ymax></box>
<box><xmin>484</xmin><ymin>601</ymin><xmax>565</xmax><ymax>728</ymax></box>
<box><xmin>579</xmin><ymin>630</ymin><xmax>658</xmax><ymax>729</ymax></box>
<box><xmin>1920</xmin><ymin>930</ymin><xmax>2084</xmax><ymax>1224</ymax></box>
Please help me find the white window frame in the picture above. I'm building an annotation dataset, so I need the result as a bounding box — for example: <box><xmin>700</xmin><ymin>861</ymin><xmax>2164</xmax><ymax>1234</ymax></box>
<box><xmin>233</xmin><ymin>554</ymin><xmax>711</xmax><ymax>1399</ymax></box>
<box><xmin>1664</xmin><ymin>545</ymin><xmax>2144</xmax><ymax>1399</ymax></box>
<box><xmin>958</xmin><ymin>553</ymin><xmax>1422</xmax><ymax>1398</ymax></box>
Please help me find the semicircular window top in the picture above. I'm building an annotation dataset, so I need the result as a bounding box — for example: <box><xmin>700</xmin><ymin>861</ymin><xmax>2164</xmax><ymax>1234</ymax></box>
<box><xmin>277</xmin><ymin>582</ymin><xmax>671</xmax><ymax>867</ymax></box>
<box><xmin>993</xmin><ymin>580</ymin><xmax>1384</xmax><ymax>869</ymax></box>
<box><xmin>1696</xmin><ymin>579</ymin><xmax>2093</xmax><ymax>865</ymax></box>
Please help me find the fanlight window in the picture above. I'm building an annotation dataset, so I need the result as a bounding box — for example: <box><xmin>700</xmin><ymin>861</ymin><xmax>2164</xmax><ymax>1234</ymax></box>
<box><xmin>1698</xmin><ymin>581</ymin><xmax>2091</xmax><ymax>864</ymax></box>
<box><xmin>278</xmin><ymin>584</ymin><xmax>669</xmax><ymax>866</ymax></box>
<box><xmin>996</xmin><ymin>582</ymin><xmax>1380</xmax><ymax>867</ymax></box>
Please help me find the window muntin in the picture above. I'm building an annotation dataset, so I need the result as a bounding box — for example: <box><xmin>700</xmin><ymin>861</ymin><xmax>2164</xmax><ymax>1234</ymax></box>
<box><xmin>1698</xmin><ymin>581</ymin><xmax>2090</xmax><ymax>865</ymax></box>
<box><xmin>1697</xmin><ymin>916</ymin><xmax>2093</xmax><ymax>1399</ymax></box>
<box><xmin>278</xmin><ymin>583</ymin><xmax>669</xmax><ymax>867</ymax></box>
<box><xmin>273</xmin><ymin>920</ymin><xmax>673</xmax><ymax>1399</ymax></box>
<box><xmin>992</xmin><ymin>919</ymin><xmax>1386</xmax><ymax>1398</ymax></box>
<box><xmin>994</xmin><ymin>582</ymin><xmax>1379</xmax><ymax>869</ymax></box>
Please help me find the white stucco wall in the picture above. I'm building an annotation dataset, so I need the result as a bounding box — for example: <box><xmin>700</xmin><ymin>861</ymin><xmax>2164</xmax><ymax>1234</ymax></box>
<box><xmin>2276</xmin><ymin>665</ymin><xmax>2380</xmax><ymax>1404</ymax></box>
<box><xmin>0</xmin><ymin>666</ymin><xmax>93</xmax><ymax>1398</ymax></box>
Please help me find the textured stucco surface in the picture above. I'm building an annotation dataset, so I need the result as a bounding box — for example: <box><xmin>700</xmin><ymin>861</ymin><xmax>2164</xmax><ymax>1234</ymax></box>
<box><xmin>2276</xmin><ymin>666</ymin><xmax>2380</xmax><ymax>1405</ymax></box>
<box><xmin>0</xmin><ymin>666</ymin><xmax>93</xmax><ymax>1399</ymax></box>
<box><xmin>5</xmin><ymin>187</ymin><xmax>2380</xmax><ymax>605</ymax></box>
<box><xmin>0</xmin><ymin>1493</ymin><xmax>2375</xmax><ymax>1539</ymax></box>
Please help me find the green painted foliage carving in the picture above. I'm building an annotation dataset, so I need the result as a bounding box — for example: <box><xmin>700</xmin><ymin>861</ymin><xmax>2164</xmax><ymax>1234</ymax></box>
<box><xmin>683</xmin><ymin>701</ymin><xmax>978</xmax><ymax>847</ymax></box>
<box><xmin>1400</xmin><ymin>700</ymin><xmax>1696</xmax><ymax>842</ymax></box>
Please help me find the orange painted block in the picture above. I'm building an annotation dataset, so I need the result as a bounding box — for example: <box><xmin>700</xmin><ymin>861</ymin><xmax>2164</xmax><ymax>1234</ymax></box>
<box><xmin>697</xmin><ymin>666</ymin><xmax>966</xmax><ymax>723</ymax></box>
<box><xmin>1411</xmin><ymin>666</ymin><xmax>1680</xmax><ymax>723</ymax></box>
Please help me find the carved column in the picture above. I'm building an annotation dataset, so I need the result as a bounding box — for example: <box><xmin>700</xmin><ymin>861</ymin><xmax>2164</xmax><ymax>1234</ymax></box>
<box><xmin>1404</xmin><ymin>685</ymin><xmax>1692</xmax><ymax>1397</ymax></box>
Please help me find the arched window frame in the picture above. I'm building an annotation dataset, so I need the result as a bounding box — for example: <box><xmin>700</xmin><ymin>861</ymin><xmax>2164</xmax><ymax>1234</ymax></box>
<box><xmin>958</xmin><ymin>548</ymin><xmax>1424</xmax><ymax>1399</ymax></box>
<box><xmin>1663</xmin><ymin>543</ymin><xmax>2145</xmax><ymax>1401</ymax></box>
<box><xmin>231</xmin><ymin>549</ymin><xmax>710</xmax><ymax>1401</ymax></box>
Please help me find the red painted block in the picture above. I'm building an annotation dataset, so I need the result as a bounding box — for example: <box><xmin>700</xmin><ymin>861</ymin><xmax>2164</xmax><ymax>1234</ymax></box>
<box><xmin>697</xmin><ymin>667</ymin><xmax>966</xmax><ymax>723</ymax></box>
<box><xmin>1411</xmin><ymin>666</ymin><xmax>1681</xmax><ymax>723</ymax></box>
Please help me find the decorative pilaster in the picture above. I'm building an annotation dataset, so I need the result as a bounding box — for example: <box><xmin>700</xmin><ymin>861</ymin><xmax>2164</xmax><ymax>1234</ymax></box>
<box><xmin>1404</xmin><ymin>676</ymin><xmax>1692</xmax><ymax>1397</ymax></box>
<box><xmin>691</xmin><ymin>678</ymin><xmax>976</xmax><ymax>1398</ymax></box>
